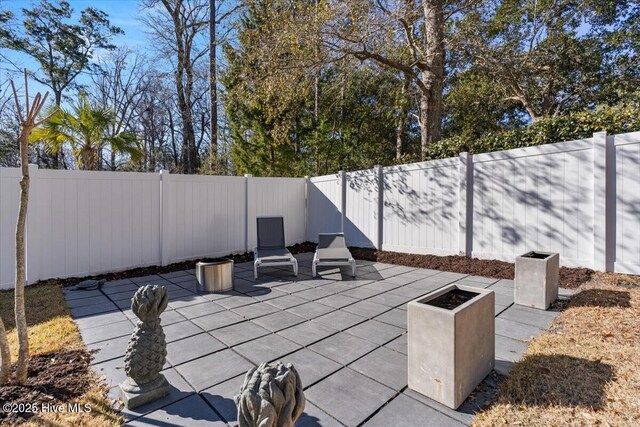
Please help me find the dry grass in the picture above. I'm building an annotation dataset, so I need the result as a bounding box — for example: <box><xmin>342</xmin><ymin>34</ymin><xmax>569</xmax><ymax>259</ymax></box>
<box><xmin>474</xmin><ymin>273</ymin><xmax>640</xmax><ymax>426</ymax></box>
<box><xmin>0</xmin><ymin>284</ymin><xmax>123</xmax><ymax>426</ymax></box>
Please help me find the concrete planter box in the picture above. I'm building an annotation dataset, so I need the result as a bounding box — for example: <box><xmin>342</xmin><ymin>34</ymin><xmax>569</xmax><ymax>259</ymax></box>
<box><xmin>408</xmin><ymin>284</ymin><xmax>495</xmax><ymax>409</ymax></box>
<box><xmin>515</xmin><ymin>251</ymin><xmax>559</xmax><ymax>310</ymax></box>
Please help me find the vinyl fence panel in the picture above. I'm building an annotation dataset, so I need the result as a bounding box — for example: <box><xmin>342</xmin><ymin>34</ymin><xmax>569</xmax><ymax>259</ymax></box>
<box><xmin>382</xmin><ymin>159</ymin><xmax>459</xmax><ymax>255</ymax></box>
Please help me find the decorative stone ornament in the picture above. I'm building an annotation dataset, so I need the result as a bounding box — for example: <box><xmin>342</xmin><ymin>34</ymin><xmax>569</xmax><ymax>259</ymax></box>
<box><xmin>235</xmin><ymin>362</ymin><xmax>305</xmax><ymax>427</ymax></box>
<box><xmin>119</xmin><ymin>285</ymin><xmax>170</xmax><ymax>409</ymax></box>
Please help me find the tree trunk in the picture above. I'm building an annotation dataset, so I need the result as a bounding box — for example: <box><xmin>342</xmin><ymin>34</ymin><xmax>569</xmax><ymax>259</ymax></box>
<box><xmin>15</xmin><ymin>127</ymin><xmax>30</xmax><ymax>384</ymax></box>
<box><xmin>419</xmin><ymin>0</ymin><xmax>445</xmax><ymax>160</ymax></box>
<box><xmin>395</xmin><ymin>76</ymin><xmax>409</xmax><ymax>160</ymax></box>
<box><xmin>210</xmin><ymin>0</ymin><xmax>218</xmax><ymax>161</ymax></box>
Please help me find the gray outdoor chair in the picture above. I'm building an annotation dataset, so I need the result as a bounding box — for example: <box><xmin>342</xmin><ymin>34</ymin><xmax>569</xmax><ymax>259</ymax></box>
<box><xmin>254</xmin><ymin>216</ymin><xmax>298</xmax><ymax>279</ymax></box>
<box><xmin>312</xmin><ymin>233</ymin><xmax>356</xmax><ymax>277</ymax></box>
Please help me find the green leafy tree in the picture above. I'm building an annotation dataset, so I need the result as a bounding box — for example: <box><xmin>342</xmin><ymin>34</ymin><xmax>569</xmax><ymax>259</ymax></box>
<box><xmin>450</xmin><ymin>0</ymin><xmax>634</xmax><ymax>122</ymax></box>
<box><xmin>0</xmin><ymin>0</ymin><xmax>123</xmax><ymax>106</ymax></box>
<box><xmin>31</xmin><ymin>94</ymin><xmax>140</xmax><ymax>170</ymax></box>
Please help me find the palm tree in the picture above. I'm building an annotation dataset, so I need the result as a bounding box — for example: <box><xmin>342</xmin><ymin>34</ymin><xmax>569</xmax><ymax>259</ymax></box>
<box><xmin>31</xmin><ymin>93</ymin><xmax>141</xmax><ymax>170</ymax></box>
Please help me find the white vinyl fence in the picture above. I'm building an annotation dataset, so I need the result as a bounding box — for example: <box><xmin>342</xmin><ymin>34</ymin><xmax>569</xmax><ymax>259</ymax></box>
<box><xmin>307</xmin><ymin>131</ymin><xmax>640</xmax><ymax>274</ymax></box>
<box><xmin>0</xmin><ymin>169</ymin><xmax>306</xmax><ymax>289</ymax></box>
<box><xmin>2</xmin><ymin>130</ymin><xmax>639</xmax><ymax>288</ymax></box>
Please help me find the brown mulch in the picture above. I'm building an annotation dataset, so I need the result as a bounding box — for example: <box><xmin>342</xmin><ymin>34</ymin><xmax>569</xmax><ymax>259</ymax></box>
<box><xmin>41</xmin><ymin>242</ymin><xmax>316</xmax><ymax>289</ymax></box>
<box><xmin>0</xmin><ymin>350</ymin><xmax>92</xmax><ymax>424</ymax></box>
<box><xmin>33</xmin><ymin>240</ymin><xmax>593</xmax><ymax>289</ymax></box>
<box><xmin>349</xmin><ymin>247</ymin><xmax>595</xmax><ymax>289</ymax></box>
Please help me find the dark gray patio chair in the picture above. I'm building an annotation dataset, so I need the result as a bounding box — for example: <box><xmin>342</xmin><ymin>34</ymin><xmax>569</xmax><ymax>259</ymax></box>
<box><xmin>312</xmin><ymin>233</ymin><xmax>356</xmax><ymax>277</ymax></box>
<box><xmin>254</xmin><ymin>216</ymin><xmax>298</xmax><ymax>279</ymax></box>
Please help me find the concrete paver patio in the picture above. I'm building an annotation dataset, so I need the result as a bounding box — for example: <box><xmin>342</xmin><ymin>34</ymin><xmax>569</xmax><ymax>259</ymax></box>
<box><xmin>65</xmin><ymin>252</ymin><xmax>564</xmax><ymax>426</ymax></box>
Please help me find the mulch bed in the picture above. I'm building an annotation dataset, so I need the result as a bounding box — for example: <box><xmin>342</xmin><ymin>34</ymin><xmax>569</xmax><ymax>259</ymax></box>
<box><xmin>0</xmin><ymin>350</ymin><xmax>92</xmax><ymax>424</ymax></box>
<box><xmin>349</xmin><ymin>247</ymin><xmax>595</xmax><ymax>289</ymax></box>
<box><xmin>33</xmin><ymin>240</ymin><xmax>593</xmax><ymax>289</ymax></box>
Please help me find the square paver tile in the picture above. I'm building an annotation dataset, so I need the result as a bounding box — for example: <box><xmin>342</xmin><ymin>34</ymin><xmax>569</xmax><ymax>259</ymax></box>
<box><xmin>166</xmin><ymin>333</ymin><xmax>226</xmax><ymax>366</ymax></box>
<box><xmin>495</xmin><ymin>334</ymin><xmax>528</xmax><ymax>362</ymax></box>
<box><xmin>498</xmin><ymin>305</ymin><xmax>557</xmax><ymax>329</ymax></box>
<box><xmin>345</xmin><ymin>320</ymin><xmax>404</xmax><ymax>345</ymax></box>
<box><xmin>363</xmin><ymin>394</ymin><xmax>463</xmax><ymax>427</ymax></box>
<box><xmin>66</xmin><ymin>295</ymin><xmax>113</xmax><ymax>309</ymax></box>
<box><xmin>80</xmin><ymin>320</ymin><xmax>132</xmax><ymax>345</ymax></box>
<box><xmin>252</xmin><ymin>311</ymin><xmax>306</xmax><ymax>332</ymax></box>
<box><xmin>215</xmin><ymin>295</ymin><xmax>259</xmax><ymax>310</ymax></box>
<box><xmin>201</xmin><ymin>374</ymin><xmax>244</xmax><ymax>423</ymax></box>
<box><xmin>275</xmin><ymin>348</ymin><xmax>342</xmax><ymax>388</ymax></box>
<box><xmin>315</xmin><ymin>294</ymin><xmax>360</xmax><ymax>309</ymax></box>
<box><xmin>374</xmin><ymin>308</ymin><xmax>407</xmax><ymax>329</ymax></box>
<box><xmin>313</xmin><ymin>310</ymin><xmax>366</xmax><ymax>331</ymax></box>
<box><xmin>495</xmin><ymin>317</ymin><xmax>543</xmax><ymax>341</ymax></box>
<box><xmin>126</xmin><ymin>394</ymin><xmax>226</xmax><ymax>426</ymax></box>
<box><xmin>277</xmin><ymin>321</ymin><xmax>339</xmax><ymax>347</ymax></box>
<box><xmin>296</xmin><ymin>401</ymin><xmax>343</xmax><ymax>427</ymax></box>
<box><xmin>92</xmin><ymin>357</ymin><xmax>127</xmax><ymax>388</ymax></box>
<box><xmin>305</xmin><ymin>368</ymin><xmax>395</xmax><ymax>427</ymax></box>
<box><xmin>384</xmin><ymin>334</ymin><xmax>407</xmax><ymax>355</ymax></box>
<box><xmin>168</xmin><ymin>295</ymin><xmax>208</xmax><ymax>310</ymax></box>
<box><xmin>231</xmin><ymin>302</ymin><xmax>281</xmax><ymax>320</ymax></box>
<box><xmin>233</xmin><ymin>334</ymin><xmax>302</xmax><ymax>364</ymax></box>
<box><xmin>190</xmin><ymin>310</ymin><xmax>246</xmax><ymax>331</ymax></box>
<box><xmin>340</xmin><ymin>287</ymin><xmax>382</xmax><ymax>299</ymax></box>
<box><xmin>265</xmin><ymin>294</ymin><xmax>308</xmax><ymax>310</ymax></box>
<box><xmin>161</xmin><ymin>309</ymin><xmax>187</xmax><ymax>326</ymax></box>
<box><xmin>349</xmin><ymin>346</ymin><xmax>408</xmax><ymax>391</ymax></box>
<box><xmin>175</xmin><ymin>301</ymin><xmax>225</xmax><ymax>319</ymax></box>
<box><xmin>367</xmin><ymin>292</ymin><xmax>411</xmax><ymax>308</ymax></box>
<box><xmin>209</xmin><ymin>321</ymin><xmax>271</xmax><ymax>347</ymax></box>
<box><xmin>71</xmin><ymin>303</ymin><xmax>118</xmax><ymax>318</ymax></box>
<box><xmin>309</xmin><ymin>332</ymin><xmax>377</xmax><ymax>365</ymax></box>
<box><xmin>342</xmin><ymin>300</ymin><xmax>391</xmax><ymax>318</ymax></box>
<box><xmin>163</xmin><ymin>321</ymin><xmax>204</xmax><ymax>343</ymax></box>
<box><xmin>87</xmin><ymin>335</ymin><xmax>129</xmax><ymax>365</ymax></box>
<box><xmin>175</xmin><ymin>349</ymin><xmax>255</xmax><ymax>391</ymax></box>
<box><xmin>294</xmin><ymin>287</ymin><xmax>336</xmax><ymax>301</ymax></box>
<box><xmin>74</xmin><ymin>310</ymin><xmax>128</xmax><ymax>330</ymax></box>
<box><xmin>286</xmin><ymin>302</ymin><xmax>335</xmax><ymax>320</ymax></box>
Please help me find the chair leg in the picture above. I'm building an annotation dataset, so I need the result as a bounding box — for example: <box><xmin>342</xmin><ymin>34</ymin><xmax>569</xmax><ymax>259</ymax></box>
<box><xmin>254</xmin><ymin>261</ymin><xmax>259</xmax><ymax>279</ymax></box>
<box><xmin>292</xmin><ymin>258</ymin><xmax>298</xmax><ymax>276</ymax></box>
<box><xmin>312</xmin><ymin>260</ymin><xmax>317</xmax><ymax>277</ymax></box>
<box><xmin>351</xmin><ymin>260</ymin><xmax>356</xmax><ymax>277</ymax></box>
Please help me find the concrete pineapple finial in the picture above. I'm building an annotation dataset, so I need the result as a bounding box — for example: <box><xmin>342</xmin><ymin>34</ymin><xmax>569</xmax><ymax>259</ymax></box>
<box><xmin>234</xmin><ymin>362</ymin><xmax>305</xmax><ymax>427</ymax></box>
<box><xmin>119</xmin><ymin>285</ymin><xmax>170</xmax><ymax>409</ymax></box>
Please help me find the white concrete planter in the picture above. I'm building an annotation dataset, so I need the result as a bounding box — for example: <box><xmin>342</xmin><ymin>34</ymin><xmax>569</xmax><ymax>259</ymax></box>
<box><xmin>408</xmin><ymin>284</ymin><xmax>495</xmax><ymax>409</ymax></box>
<box><xmin>515</xmin><ymin>251</ymin><xmax>559</xmax><ymax>310</ymax></box>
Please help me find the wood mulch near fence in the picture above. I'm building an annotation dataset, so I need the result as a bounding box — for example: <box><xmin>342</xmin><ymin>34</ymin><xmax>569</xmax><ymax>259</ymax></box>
<box><xmin>349</xmin><ymin>247</ymin><xmax>595</xmax><ymax>289</ymax></box>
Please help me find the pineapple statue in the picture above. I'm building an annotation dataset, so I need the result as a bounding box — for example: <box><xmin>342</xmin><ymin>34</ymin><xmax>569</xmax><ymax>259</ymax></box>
<box><xmin>119</xmin><ymin>284</ymin><xmax>171</xmax><ymax>409</ymax></box>
<box><xmin>235</xmin><ymin>362</ymin><xmax>305</xmax><ymax>427</ymax></box>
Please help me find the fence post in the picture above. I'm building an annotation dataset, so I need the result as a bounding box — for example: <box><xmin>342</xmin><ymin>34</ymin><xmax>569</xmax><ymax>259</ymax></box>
<box><xmin>458</xmin><ymin>153</ymin><xmax>473</xmax><ymax>257</ymax></box>
<box><xmin>26</xmin><ymin>164</ymin><xmax>39</xmax><ymax>285</ymax></box>
<box><xmin>304</xmin><ymin>175</ymin><xmax>310</xmax><ymax>242</ymax></box>
<box><xmin>159</xmin><ymin>170</ymin><xmax>170</xmax><ymax>266</ymax></box>
<box><xmin>593</xmin><ymin>132</ymin><xmax>610</xmax><ymax>271</ymax></box>
<box><xmin>375</xmin><ymin>165</ymin><xmax>384</xmax><ymax>250</ymax></box>
<box><xmin>339</xmin><ymin>170</ymin><xmax>346</xmax><ymax>233</ymax></box>
<box><xmin>245</xmin><ymin>174</ymin><xmax>252</xmax><ymax>253</ymax></box>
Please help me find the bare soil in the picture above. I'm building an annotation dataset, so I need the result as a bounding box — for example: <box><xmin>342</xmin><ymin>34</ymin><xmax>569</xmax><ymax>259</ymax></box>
<box><xmin>0</xmin><ymin>350</ymin><xmax>92</xmax><ymax>425</ymax></box>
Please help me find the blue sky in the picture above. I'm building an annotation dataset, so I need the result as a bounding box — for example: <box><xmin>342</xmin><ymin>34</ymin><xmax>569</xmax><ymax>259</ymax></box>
<box><xmin>3</xmin><ymin>0</ymin><xmax>152</xmax><ymax>100</ymax></box>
